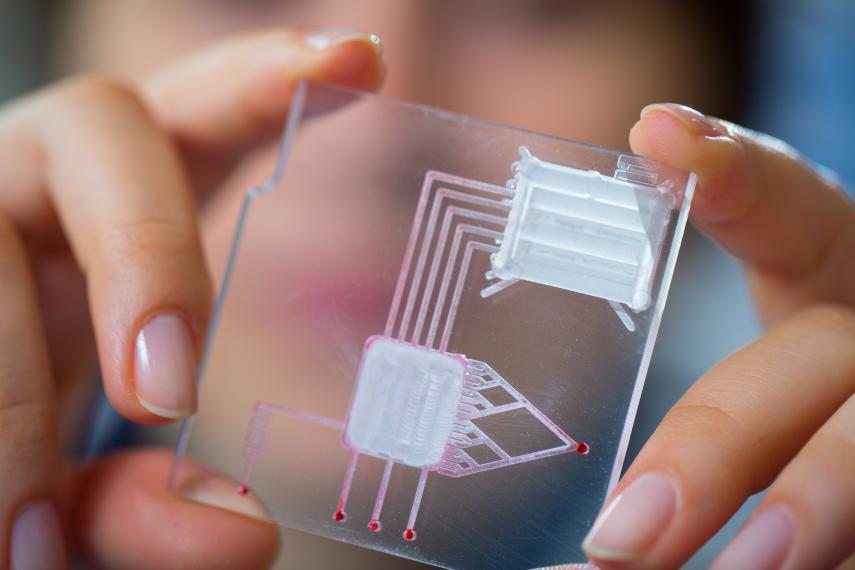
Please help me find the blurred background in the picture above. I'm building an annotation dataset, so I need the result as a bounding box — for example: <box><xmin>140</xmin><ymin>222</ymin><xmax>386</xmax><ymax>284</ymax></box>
<box><xmin>1</xmin><ymin>0</ymin><xmax>853</xmax><ymax>568</ymax></box>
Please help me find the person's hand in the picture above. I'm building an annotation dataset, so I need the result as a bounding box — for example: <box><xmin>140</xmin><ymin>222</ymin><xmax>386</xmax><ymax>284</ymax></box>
<box><xmin>583</xmin><ymin>104</ymin><xmax>855</xmax><ymax>569</ymax></box>
<box><xmin>0</xmin><ymin>28</ymin><xmax>384</xmax><ymax>569</ymax></box>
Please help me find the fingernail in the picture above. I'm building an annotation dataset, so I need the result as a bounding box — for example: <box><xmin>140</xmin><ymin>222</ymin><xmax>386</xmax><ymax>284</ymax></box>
<box><xmin>303</xmin><ymin>29</ymin><xmax>382</xmax><ymax>55</ymax></box>
<box><xmin>180</xmin><ymin>475</ymin><xmax>272</xmax><ymax>521</ymax></box>
<box><xmin>134</xmin><ymin>313</ymin><xmax>197</xmax><ymax>419</ymax></box>
<box><xmin>583</xmin><ymin>473</ymin><xmax>679</xmax><ymax>562</ymax></box>
<box><xmin>711</xmin><ymin>505</ymin><xmax>795</xmax><ymax>570</ymax></box>
<box><xmin>641</xmin><ymin>103</ymin><xmax>727</xmax><ymax>137</ymax></box>
<box><xmin>11</xmin><ymin>501</ymin><xmax>67</xmax><ymax>570</ymax></box>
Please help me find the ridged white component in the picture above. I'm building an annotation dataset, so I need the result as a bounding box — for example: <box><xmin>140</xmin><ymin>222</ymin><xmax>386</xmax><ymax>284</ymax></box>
<box><xmin>493</xmin><ymin>148</ymin><xmax>673</xmax><ymax>310</ymax></box>
<box><xmin>345</xmin><ymin>337</ymin><xmax>466</xmax><ymax>468</ymax></box>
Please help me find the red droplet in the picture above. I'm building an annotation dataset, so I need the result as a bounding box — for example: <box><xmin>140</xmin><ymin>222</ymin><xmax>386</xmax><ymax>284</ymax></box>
<box><xmin>403</xmin><ymin>528</ymin><xmax>416</xmax><ymax>541</ymax></box>
<box><xmin>237</xmin><ymin>484</ymin><xmax>250</xmax><ymax>496</ymax></box>
<box><xmin>333</xmin><ymin>509</ymin><xmax>347</xmax><ymax>522</ymax></box>
<box><xmin>367</xmin><ymin>520</ymin><xmax>381</xmax><ymax>533</ymax></box>
<box><xmin>576</xmin><ymin>442</ymin><xmax>590</xmax><ymax>455</ymax></box>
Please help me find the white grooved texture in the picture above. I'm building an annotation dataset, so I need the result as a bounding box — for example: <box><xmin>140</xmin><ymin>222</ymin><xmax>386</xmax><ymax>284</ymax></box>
<box><xmin>345</xmin><ymin>337</ymin><xmax>466</xmax><ymax>468</ymax></box>
<box><xmin>493</xmin><ymin>148</ymin><xmax>673</xmax><ymax>310</ymax></box>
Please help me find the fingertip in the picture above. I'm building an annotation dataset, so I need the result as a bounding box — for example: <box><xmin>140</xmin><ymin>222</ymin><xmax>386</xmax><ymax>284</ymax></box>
<box><xmin>630</xmin><ymin>103</ymin><xmax>747</xmax><ymax>221</ymax></box>
<box><xmin>310</xmin><ymin>33</ymin><xmax>386</xmax><ymax>91</ymax></box>
<box><xmin>710</xmin><ymin>504</ymin><xmax>797</xmax><ymax>570</ymax></box>
<box><xmin>184</xmin><ymin>28</ymin><xmax>386</xmax><ymax>150</ymax></box>
<box><xmin>132</xmin><ymin>312</ymin><xmax>199</xmax><ymax>421</ymax></box>
<box><xmin>640</xmin><ymin>103</ymin><xmax>728</xmax><ymax>138</ymax></box>
<box><xmin>98</xmin><ymin>299</ymin><xmax>206</xmax><ymax>426</ymax></box>
<box><xmin>629</xmin><ymin>103</ymin><xmax>730</xmax><ymax>168</ymax></box>
<box><xmin>582</xmin><ymin>473</ymin><xmax>681</xmax><ymax>566</ymax></box>
<box><xmin>629</xmin><ymin>105</ymin><xmax>686</xmax><ymax>160</ymax></box>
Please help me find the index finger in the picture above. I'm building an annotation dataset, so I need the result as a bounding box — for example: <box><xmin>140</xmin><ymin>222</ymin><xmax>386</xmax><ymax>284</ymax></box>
<box><xmin>629</xmin><ymin>104</ymin><xmax>855</xmax><ymax>319</ymax></box>
<box><xmin>143</xmin><ymin>29</ymin><xmax>385</xmax><ymax>188</ymax></box>
<box><xmin>0</xmin><ymin>28</ymin><xmax>385</xmax><ymax>234</ymax></box>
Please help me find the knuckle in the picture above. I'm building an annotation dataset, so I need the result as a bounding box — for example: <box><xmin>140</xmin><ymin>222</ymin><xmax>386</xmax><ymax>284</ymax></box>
<box><xmin>0</xmin><ymin>213</ymin><xmax>25</xmax><ymax>262</ymax></box>
<box><xmin>660</xmin><ymin>400</ymin><xmax>773</xmax><ymax>495</ymax></box>
<box><xmin>662</xmin><ymin>400</ymin><xmax>751</xmax><ymax>444</ymax></box>
<box><xmin>53</xmin><ymin>74</ymin><xmax>145</xmax><ymax>115</ymax></box>
<box><xmin>0</xmin><ymin>212</ymin><xmax>18</xmax><ymax>243</ymax></box>
<box><xmin>0</xmin><ymin>398</ymin><xmax>57</xmax><ymax>501</ymax></box>
<box><xmin>108</xmin><ymin>217</ymin><xmax>197</xmax><ymax>263</ymax></box>
<box><xmin>816</xmin><ymin>430</ymin><xmax>855</xmax><ymax>468</ymax></box>
<box><xmin>0</xmin><ymin>398</ymin><xmax>54</xmax><ymax>445</ymax></box>
<box><xmin>793</xmin><ymin>303</ymin><xmax>855</xmax><ymax>343</ymax></box>
<box><xmin>0</xmin><ymin>398</ymin><xmax>56</xmax><ymax>473</ymax></box>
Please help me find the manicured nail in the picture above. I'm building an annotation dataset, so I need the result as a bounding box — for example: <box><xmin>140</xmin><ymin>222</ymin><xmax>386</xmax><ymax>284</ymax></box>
<box><xmin>11</xmin><ymin>501</ymin><xmax>67</xmax><ymax>570</ymax></box>
<box><xmin>134</xmin><ymin>313</ymin><xmax>197</xmax><ymax>419</ymax></box>
<box><xmin>711</xmin><ymin>505</ymin><xmax>795</xmax><ymax>570</ymax></box>
<box><xmin>641</xmin><ymin>103</ymin><xmax>727</xmax><ymax>137</ymax></box>
<box><xmin>583</xmin><ymin>473</ymin><xmax>679</xmax><ymax>562</ymax></box>
<box><xmin>180</xmin><ymin>475</ymin><xmax>272</xmax><ymax>521</ymax></box>
<box><xmin>304</xmin><ymin>29</ymin><xmax>382</xmax><ymax>54</ymax></box>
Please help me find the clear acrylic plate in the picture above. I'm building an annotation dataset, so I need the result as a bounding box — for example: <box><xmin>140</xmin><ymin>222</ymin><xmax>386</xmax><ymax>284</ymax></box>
<box><xmin>170</xmin><ymin>81</ymin><xmax>695</xmax><ymax>569</ymax></box>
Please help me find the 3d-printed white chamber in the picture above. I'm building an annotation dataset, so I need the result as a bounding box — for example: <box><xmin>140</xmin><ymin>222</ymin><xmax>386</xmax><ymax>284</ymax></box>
<box><xmin>344</xmin><ymin>336</ymin><xmax>467</xmax><ymax>468</ymax></box>
<box><xmin>493</xmin><ymin>148</ymin><xmax>674</xmax><ymax>310</ymax></box>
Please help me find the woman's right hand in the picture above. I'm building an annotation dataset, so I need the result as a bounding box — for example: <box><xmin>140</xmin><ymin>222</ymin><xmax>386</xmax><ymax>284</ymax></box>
<box><xmin>0</xmin><ymin>28</ymin><xmax>384</xmax><ymax>569</ymax></box>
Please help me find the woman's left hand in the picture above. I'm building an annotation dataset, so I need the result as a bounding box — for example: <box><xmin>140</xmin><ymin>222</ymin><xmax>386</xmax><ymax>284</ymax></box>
<box><xmin>583</xmin><ymin>103</ymin><xmax>855</xmax><ymax>569</ymax></box>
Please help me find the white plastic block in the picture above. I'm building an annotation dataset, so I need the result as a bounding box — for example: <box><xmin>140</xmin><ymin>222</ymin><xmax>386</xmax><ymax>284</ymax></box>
<box><xmin>493</xmin><ymin>148</ymin><xmax>673</xmax><ymax>310</ymax></box>
<box><xmin>345</xmin><ymin>336</ymin><xmax>467</xmax><ymax>468</ymax></box>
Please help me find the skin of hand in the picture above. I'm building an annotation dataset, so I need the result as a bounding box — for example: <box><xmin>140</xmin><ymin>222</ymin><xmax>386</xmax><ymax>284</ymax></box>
<box><xmin>1</xmin><ymin>23</ymin><xmax>852</xmax><ymax>569</ymax></box>
<box><xmin>0</xmin><ymin>28</ymin><xmax>384</xmax><ymax>569</ymax></box>
<box><xmin>583</xmin><ymin>103</ymin><xmax>855</xmax><ymax>569</ymax></box>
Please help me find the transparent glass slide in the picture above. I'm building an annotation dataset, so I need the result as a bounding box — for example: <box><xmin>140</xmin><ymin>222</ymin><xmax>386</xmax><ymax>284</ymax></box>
<box><xmin>170</xmin><ymin>81</ymin><xmax>695</xmax><ymax>569</ymax></box>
